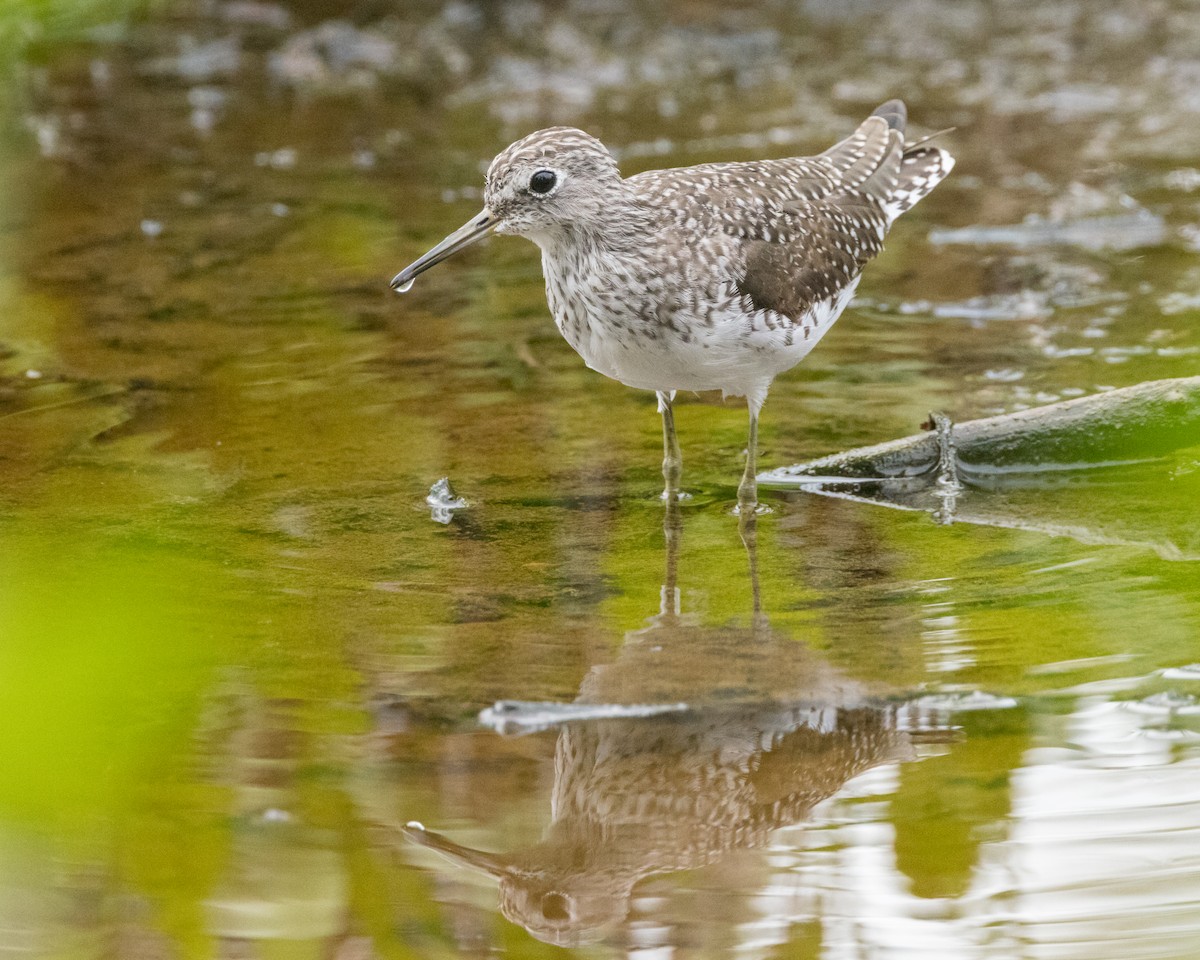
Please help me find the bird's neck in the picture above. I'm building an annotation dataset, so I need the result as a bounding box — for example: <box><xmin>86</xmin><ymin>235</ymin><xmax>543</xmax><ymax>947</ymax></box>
<box><xmin>533</xmin><ymin>208</ymin><xmax>654</xmax><ymax>261</ymax></box>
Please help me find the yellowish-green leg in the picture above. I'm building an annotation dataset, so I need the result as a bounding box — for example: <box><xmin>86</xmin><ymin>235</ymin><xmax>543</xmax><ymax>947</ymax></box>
<box><xmin>736</xmin><ymin>405</ymin><xmax>760</xmax><ymax>516</ymax></box>
<box><xmin>658</xmin><ymin>391</ymin><xmax>682</xmax><ymax>501</ymax></box>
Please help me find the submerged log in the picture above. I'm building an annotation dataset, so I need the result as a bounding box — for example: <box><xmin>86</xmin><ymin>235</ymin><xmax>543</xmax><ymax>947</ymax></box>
<box><xmin>760</xmin><ymin>376</ymin><xmax>1200</xmax><ymax>560</ymax></box>
<box><xmin>766</xmin><ymin>376</ymin><xmax>1200</xmax><ymax>480</ymax></box>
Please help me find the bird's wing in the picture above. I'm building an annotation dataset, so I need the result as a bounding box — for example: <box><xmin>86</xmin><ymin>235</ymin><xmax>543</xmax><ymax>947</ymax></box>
<box><xmin>629</xmin><ymin>104</ymin><xmax>906</xmax><ymax>324</ymax></box>
<box><xmin>628</xmin><ymin>156</ymin><xmax>839</xmax><ymax>210</ymax></box>
<box><xmin>629</xmin><ymin>100</ymin><xmax>907</xmax><ymax>211</ymax></box>
<box><xmin>723</xmin><ymin>111</ymin><xmax>903</xmax><ymax>322</ymax></box>
<box><xmin>730</xmin><ymin>196</ymin><xmax>889</xmax><ymax>323</ymax></box>
<box><xmin>818</xmin><ymin>100</ymin><xmax>906</xmax><ymax>190</ymax></box>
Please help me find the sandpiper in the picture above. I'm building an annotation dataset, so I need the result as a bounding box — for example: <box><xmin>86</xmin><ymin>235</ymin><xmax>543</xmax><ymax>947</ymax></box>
<box><xmin>391</xmin><ymin>100</ymin><xmax>953</xmax><ymax>512</ymax></box>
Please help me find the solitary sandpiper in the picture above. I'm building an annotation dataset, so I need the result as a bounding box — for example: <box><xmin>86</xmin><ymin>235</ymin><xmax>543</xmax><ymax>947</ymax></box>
<box><xmin>391</xmin><ymin>100</ymin><xmax>953</xmax><ymax>512</ymax></box>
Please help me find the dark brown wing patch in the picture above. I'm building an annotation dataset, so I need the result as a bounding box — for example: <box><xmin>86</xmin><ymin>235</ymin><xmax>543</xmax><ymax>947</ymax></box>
<box><xmin>734</xmin><ymin>199</ymin><xmax>887</xmax><ymax>322</ymax></box>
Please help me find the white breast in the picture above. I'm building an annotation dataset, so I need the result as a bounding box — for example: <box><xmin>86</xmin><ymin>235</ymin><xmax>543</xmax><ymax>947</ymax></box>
<box><xmin>541</xmin><ymin>247</ymin><xmax>859</xmax><ymax>407</ymax></box>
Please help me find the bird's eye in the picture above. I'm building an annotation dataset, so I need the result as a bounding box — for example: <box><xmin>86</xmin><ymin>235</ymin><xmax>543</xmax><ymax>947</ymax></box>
<box><xmin>541</xmin><ymin>893</ymin><xmax>570</xmax><ymax>921</ymax></box>
<box><xmin>529</xmin><ymin>169</ymin><xmax>558</xmax><ymax>194</ymax></box>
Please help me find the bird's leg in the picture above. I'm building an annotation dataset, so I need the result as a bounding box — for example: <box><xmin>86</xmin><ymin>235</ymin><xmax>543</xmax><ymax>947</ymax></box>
<box><xmin>736</xmin><ymin>406</ymin><xmax>767</xmax><ymax>631</ymax></box>
<box><xmin>736</xmin><ymin>404</ymin><xmax>760</xmax><ymax>516</ymax></box>
<box><xmin>657</xmin><ymin>391</ymin><xmax>682</xmax><ymax>501</ymax></box>
<box><xmin>659</xmin><ymin>391</ymin><xmax>684</xmax><ymax>617</ymax></box>
<box><xmin>740</xmin><ymin>503</ymin><xmax>766</xmax><ymax>632</ymax></box>
<box><xmin>661</xmin><ymin>470</ymin><xmax>683</xmax><ymax>621</ymax></box>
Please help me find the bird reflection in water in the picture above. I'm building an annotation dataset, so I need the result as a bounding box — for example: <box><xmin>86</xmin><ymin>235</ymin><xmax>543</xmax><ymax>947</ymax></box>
<box><xmin>405</xmin><ymin>505</ymin><xmax>944</xmax><ymax>947</ymax></box>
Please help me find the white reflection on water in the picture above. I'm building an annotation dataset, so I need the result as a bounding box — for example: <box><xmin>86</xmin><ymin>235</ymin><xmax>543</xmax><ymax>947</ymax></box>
<box><xmin>736</xmin><ymin>697</ymin><xmax>1200</xmax><ymax>959</ymax></box>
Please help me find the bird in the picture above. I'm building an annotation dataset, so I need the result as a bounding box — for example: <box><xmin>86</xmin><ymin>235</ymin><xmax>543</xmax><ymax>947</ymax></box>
<box><xmin>403</xmin><ymin>705</ymin><xmax>902</xmax><ymax>946</ymax></box>
<box><xmin>397</xmin><ymin>504</ymin><xmax>912</xmax><ymax>947</ymax></box>
<box><xmin>390</xmin><ymin>100</ymin><xmax>953</xmax><ymax>513</ymax></box>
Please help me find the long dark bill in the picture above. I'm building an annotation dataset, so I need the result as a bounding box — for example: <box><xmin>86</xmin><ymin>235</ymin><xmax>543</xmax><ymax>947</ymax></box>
<box><xmin>390</xmin><ymin>209</ymin><xmax>497</xmax><ymax>291</ymax></box>
<box><xmin>403</xmin><ymin>821</ymin><xmax>515</xmax><ymax>877</ymax></box>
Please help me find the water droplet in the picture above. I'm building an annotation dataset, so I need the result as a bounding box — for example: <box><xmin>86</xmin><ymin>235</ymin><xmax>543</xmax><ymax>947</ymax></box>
<box><xmin>394</xmin><ymin>277</ymin><xmax>415</xmax><ymax>293</ymax></box>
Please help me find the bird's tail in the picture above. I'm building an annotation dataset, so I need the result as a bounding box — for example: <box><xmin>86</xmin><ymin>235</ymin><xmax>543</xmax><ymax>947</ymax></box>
<box><xmin>885</xmin><ymin>143</ymin><xmax>955</xmax><ymax>221</ymax></box>
<box><xmin>820</xmin><ymin>100</ymin><xmax>955</xmax><ymax>221</ymax></box>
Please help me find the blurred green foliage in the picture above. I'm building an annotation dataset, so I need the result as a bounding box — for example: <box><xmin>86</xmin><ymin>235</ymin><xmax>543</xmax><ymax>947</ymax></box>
<box><xmin>1</xmin><ymin>0</ymin><xmax>156</xmax><ymax>63</ymax></box>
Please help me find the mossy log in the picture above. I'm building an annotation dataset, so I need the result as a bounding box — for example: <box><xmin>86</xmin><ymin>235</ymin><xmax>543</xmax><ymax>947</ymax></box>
<box><xmin>761</xmin><ymin>377</ymin><xmax>1200</xmax><ymax>560</ymax></box>
<box><xmin>765</xmin><ymin>376</ymin><xmax>1200</xmax><ymax>481</ymax></box>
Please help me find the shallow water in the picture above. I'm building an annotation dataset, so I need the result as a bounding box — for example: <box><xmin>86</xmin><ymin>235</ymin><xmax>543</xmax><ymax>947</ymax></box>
<box><xmin>1</xmin><ymin>1</ymin><xmax>1199</xmax><ymax>957</ymax></box>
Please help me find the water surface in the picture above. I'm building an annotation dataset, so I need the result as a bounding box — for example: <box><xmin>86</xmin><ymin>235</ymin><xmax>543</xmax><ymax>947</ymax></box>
<box><xmin>1</xmin><ymin>1</ymin><xmax>1199</xmax><ymax>957</ymax></box>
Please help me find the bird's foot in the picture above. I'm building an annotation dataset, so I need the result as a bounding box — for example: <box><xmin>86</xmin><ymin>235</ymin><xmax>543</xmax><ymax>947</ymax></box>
<box><xmin>734</xmin><ymin>473</ymin><xmax>771</xmax><ymax>516</ymax></box>
<box><xmin>660</xmin><ymin>488</ymin><xmax>694</xmax><ymax>502</ymax></box>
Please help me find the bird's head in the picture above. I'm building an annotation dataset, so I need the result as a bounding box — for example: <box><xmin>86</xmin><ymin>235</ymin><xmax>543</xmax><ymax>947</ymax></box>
<box><xmin>402</xmin><ymin>820</ymin><xmax>627</xmax><ymax>948</ymax></box>
<box><xmin>483</xmin><ymin>127</ymin><xmax>623</xmax><ymax>242</ymax></box>
<box><xmin>390</xmin><ymin>127</ymin><xmax>627</xmax><ymax>292</ymax></box>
